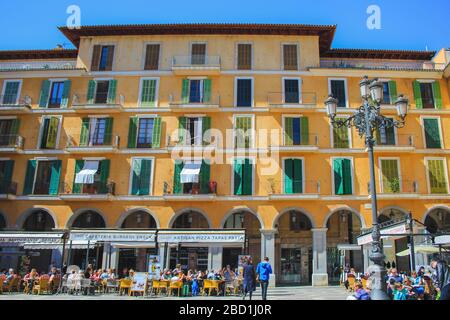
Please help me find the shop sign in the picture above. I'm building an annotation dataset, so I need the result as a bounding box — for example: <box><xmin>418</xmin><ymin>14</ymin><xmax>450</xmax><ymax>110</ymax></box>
<box><xmin>357</xmin><ymin>223</ymin><xmax>407</xmax><ymax>245</ymax></box>
<box><xmin>0</xmin><ymin>233</ymin><xmax>65</xmax><ymax>244</ymax></box>
<box><xmin>69</xmin><ymin>231</ymin><xmax>156</xmax><ymax>242</ymax></box>
<box><xmin>157</xmin><ymin>232</ymin><xmax>245</xmax><ymax>243</ymax></box>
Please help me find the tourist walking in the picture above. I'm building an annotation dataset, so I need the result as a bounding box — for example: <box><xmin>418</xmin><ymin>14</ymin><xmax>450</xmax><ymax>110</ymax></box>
<box><xmin>430</xmin><ymin>259</ymin><xmax>450</xmax><ymax>300</ymax></box>
<box><xmin>242</xmin><ymin>258</ymin><xmax>256</xmax><ymax>300</ymax></box>
<box><xmin>256</xmin><ymin>257</ymin><xmax>272</xmax><ymax>300</ymax></box>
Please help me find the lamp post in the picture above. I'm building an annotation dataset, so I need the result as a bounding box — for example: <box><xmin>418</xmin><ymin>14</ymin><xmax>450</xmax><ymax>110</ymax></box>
<box><xmin>325</xmin><ymin>76</ymin><xmax>409</xmax><ymax>300</ymax></box>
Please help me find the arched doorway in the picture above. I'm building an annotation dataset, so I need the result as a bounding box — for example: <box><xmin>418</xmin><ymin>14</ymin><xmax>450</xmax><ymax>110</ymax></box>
<box><xmin>118</xmin><ymin>211</ymin><xmax>157</xmax><ymax>273</ymax></box>
<box><xmin>69</xmin><ymin>210</ymin><xmax>106</xmax><ymax>270</ymax></box>
<box><xmin>169</xmin><ymin>210</ymin><xmax>210</xmax><ymax>271</ymax></box>
<box><xmin>325</xmin><ymin>210</ymin><xmax>362</xmax><ymax>284</ymax></box>
<box><xmin>222</xmin><ymin>210</ymin><xmax>261</xmax><ymax>269</ymax></box>
<box><xmin>424</xmin><ymin>208</ymin><xmax>450</xmax><ymax>234</ymax></box>
<box><xmin>22</xmin><ymin>209</ymin><xmax>56</xmax><ymax>273</ymax></box>
<box><xmin>275</xmin><ymin>209</ymin><xmax>313</xmax><ymax>286</ymax></box>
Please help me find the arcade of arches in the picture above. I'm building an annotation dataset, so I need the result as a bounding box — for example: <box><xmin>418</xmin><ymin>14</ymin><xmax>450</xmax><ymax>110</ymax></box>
<box><xmin>1</xmin><ymin>206</ymin><xmax>449</xmax><ymax>286</ymax></box>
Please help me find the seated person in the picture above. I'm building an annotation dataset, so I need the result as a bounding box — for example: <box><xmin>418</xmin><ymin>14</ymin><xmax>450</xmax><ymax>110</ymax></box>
<box><xmin>353</xmin><ymin>282</ymin><xmax>370</xmax><ymax>300</ymax></box>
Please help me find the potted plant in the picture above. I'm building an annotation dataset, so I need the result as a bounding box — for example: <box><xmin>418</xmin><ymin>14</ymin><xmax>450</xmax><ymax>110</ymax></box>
<box><xmin>388</xmin><ymin>178</ymin><xmax>400</xmax><ymax>193</ymax></box>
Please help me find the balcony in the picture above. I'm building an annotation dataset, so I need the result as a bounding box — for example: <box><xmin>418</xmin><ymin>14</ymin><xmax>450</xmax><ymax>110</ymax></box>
<box><xmin>59</xmin><ymin>181</ymin><xmax>115</xmax><ymax>201</ymax></box>
<box><xmin>0</xmin><ymin>95</ymin><xmax>32</xmax><ymax>113</ymax></box>
<box><xmin>71</xmin><ymin>94</ymin><xmax>124</xmax><ymax>113</ymax></box>
<box><xmin>162</xmin><ymin>181</ymin><xmax>217</xmax><ymax>201</ymax></box>
<box><xmin>168</xmin><ymin>93</ymin><xmax>220</xmax><ymax>111</ymax></box>
<box><xmin>371</xmin><ymin>179</ymin><xmax>418</xmax><ymax>199</ymax></box>
<box><xmin>0</xmin><ymin>181</ymin><xmax>17</xmax><ymax>199</ymax></box>
<box><xmin>65</xmin><ymin>134</ymin><xmax>120</xmax><ymax>153</ymax></box>
<box><xmin>373</xmin><ymin>134</ymin><xmax>415</xmax><ymax>152</ymax></box>
<box><xmin>319</xmin><ymin>59</ymin><xmax>446</xmax><ymax>72</ymax></box>
<box><xmin>0</xmin><ymin>60</ymin><xmax>79</xmax><ymax>72</ymax></box>
<box><xmin>0</xmin><ymin>135</ymin><xmax>24</xmax><ymax>153</ymax></box>
<box><xmin>269</xmin><ymin>180</ymin><xmax>321</xmax><ymax>200</ymax></box>
<box><xmin>271</xmin><ymin>134</ymin><xmax>319</xmax><ymax>152</ymax></box>
<box><xmin>267</xmin><ymin>92</ymin><xmax>317</xmax><ymax>110</ymax></box>
<box><xmin>171</xmin><ymin>55</ymin><xmax>221</xmax><ymax>75</ymax></box>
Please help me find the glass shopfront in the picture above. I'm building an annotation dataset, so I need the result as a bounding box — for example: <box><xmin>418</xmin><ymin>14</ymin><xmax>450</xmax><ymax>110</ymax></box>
<box><xmin>169</xmin><ymin>246</ymin><xmax>208</xmax><ymax>271</ymax></box>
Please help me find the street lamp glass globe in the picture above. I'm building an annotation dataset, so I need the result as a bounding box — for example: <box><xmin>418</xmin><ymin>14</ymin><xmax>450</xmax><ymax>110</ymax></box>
<box><xmin>369</xmin><ymin>79</ymin><xmax>383</xmax><ymax>103</ymax></box>
<box><xmin>359</xmin><ymin>76</ymin><xmax>371</xmax><ymax>99</ymax></box>
<box><xmin>325</xmin><ymin>95</ymin><xmax>338</xmax><ymax>118</ymax></box>
<box><xmin>395</xmin><ymin>94</ymin><xmax>409</xmax><ymax>118</ymax></box>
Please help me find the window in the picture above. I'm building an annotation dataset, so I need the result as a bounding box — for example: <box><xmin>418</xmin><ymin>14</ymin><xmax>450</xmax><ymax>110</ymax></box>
<box><xmin>86</xmin><ymin>80</ymin><xmax>117</xmax><ymax>105</ymax></box>
<box><xmin>234</xmin><ymin>116</ymin><xmax>253</xmax><ymax>148</ymax></box>
<box><xmin>39</xmin><ymin>80</ymin><xmax>71</xmax><ymax>108</ymax></box>
<box><xmin>380</xmin><ymin>81</ymin><xmax>398</xmax><ymax>105</ymax></box>
<box><xmin>95</xmin><ymin>81</ymin><xmax>110</xmax><ymax>104</ymax></box>
<box><xmin>233</xmin><ymin>158</ymin><xmax>253</xmax><ymax>195</ymax></box>
<box><xmin>283</xmin><ymin>44</ymin><xmax>298</xmax><ymax>70</ymax></box>
<box><xmin>191</xmin><ymin>43</ymin><xmax>206</xmax><ymax>65</ymax></box>
<box><xmin>144</xmin><ymin>44</ymin><xmax>160</xmax><ymax>70</ymax></box>
<box><xmin>284</xmin><ymin>117</ymin><xmax>309</xmax><ymax>146</ymax></box>
<box><xmin>427</xmin><ymin>159</ymin><xmax>448</xmax><ymax>194</ymax></box>
<box><xmin>380</xmin><ymin>159</ymin><xmax>400</xmax><ymax>193</ymax></box>
<box><xmin>413</xmin><ymin>81</ymin><xmax>442</xmax><ymax>109</ymax></box>
<box><xmin>333</xmin><ymin>158</ymin><xmax>353</xmax><ymax>195</ymax></box>
<box><xmin>130</xmin><ymin>158</ymin><xmax>153</xmax><ymax>195</ymax></box>
<box><xmin>23</xmin><ymin>160</ymin><xmax>61</xmax><ymax>195</ymax></box>
<box><xmin>173</xmin><ymin>160</ymin><xmax>211</xmax><ymax>195</ymax></box>
<box><xmin>39</xmin><ymin>117</ymin><xmax>60</xmax><ymax>149</ymax></box>
<box><xmin>47</xmin><ymin>81</ymin><xmax>64</xmax><ymax>108</ymax></box>
<box><xmin>181</xmin><ymin>79</ymin><xmax>212</xmax><ymax>104</ymax></box>
<box><xmin>423</xmin><ymin>118</ymin><xmax>442</xmax><ymax>149</ymax></box>
<box><xmin>236</xmin><ymin>78</ymin><xmax>253</xmax><ymax>107</ymax></box>
<box><xmin>0</xmin><ymin>160</ymin><xmax>14</xmax><ymax>194</ymax></box>
<box><xmin>332</xmin><ymin>118</ymin><xmax>350</xmax><ymax>148</ymax></box>
<box><xmin>237</xmin><ymin>44</ymin><xmax>252</xmax><ymax>70</ymax></box>
<box><xmin>0</xmin><ymin>119</ymin><xmax>19</xmax><ymax>146</ymax></box>
<box><xmin>329</xmin><ymin>79</ymin><xmax>347</xmax><ymax>108</ymax></box>
<box><xmin>80</xmin><ymin>117</ymin><xmax>113</xmax><ymax>146</ymax></box>
<box><xmin>139</xmin><ymin>78</ymin><xmax>158</xmax><ymax>107</ymax></box>
<box><xmin>128</xmin><ymin>116</ymin><xmax>161</xmax><ymax>149</ymax></box>
<box><xmin>289</xmin><ymin>211</ymin><xmax>312</xmax><ymax>231</ymax></box>
<box><xmin>91</xmin><ymin>45</ymin><xmax>115</xmax><ymax>71</ymax></box>
<box><xmin>284</xmin><ymin>158</ymin><xmax>303</xmax><ymax>194</ymax></box>
<box><xmin>72</xmin><ymin>159</ymin><xmax>110</xmax><ymax>194</ymax></box>
<box><xmin>1</xmin><ymin>80</ymin><xmax>21</xmax><ymax>105</ymax></box>
<box><xmin>283</xmin><ymin>79</ymin><xmax>300</xmax><ymax>103</ymax></box>
<box><xmin>178</xmin><ymin>117</ymin><xmax>210</xmax><ymax>146</ymax></box>
<box><xmin>375</xmin><ymin>119</ymin><xmax>396</xmax><ymax>146</ymax></box>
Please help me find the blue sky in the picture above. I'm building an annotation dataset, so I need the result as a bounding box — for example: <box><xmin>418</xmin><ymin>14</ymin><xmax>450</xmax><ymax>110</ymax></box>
<box><xmin>1</xmin><ymin>0</ymin><xmax>449</xmax><ymax>52</ymax></box>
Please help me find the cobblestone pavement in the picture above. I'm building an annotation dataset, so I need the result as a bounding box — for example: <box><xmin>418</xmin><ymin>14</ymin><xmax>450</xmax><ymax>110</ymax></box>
<box><xmin>0</xmin><ymin>286</ymin><xmax>348</xmax><ymax>300</ymax></box>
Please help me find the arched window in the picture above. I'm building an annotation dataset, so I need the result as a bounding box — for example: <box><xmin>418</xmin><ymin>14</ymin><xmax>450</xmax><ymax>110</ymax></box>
<box><xmin>121</xmin><ymin>211</ymin><xmax>157</xmax><ymax>229</ymax></box>
<box><xmin>23</xmin><ymin>210</ymin><xmax>55</xmax><ymax>231</ymax></box>
<box><xmin>71</xmin><ymin>210</ymin><xmax>105</xmax><ymax>228</ymax></box>
<box><xmin>172</xmin><ymin>210</ymin><xmax>209</xmax><ymax>229</ymax></box>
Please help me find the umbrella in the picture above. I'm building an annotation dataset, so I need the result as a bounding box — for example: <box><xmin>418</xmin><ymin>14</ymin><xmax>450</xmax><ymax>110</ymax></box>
<box><xmin>396</xmin><ymin>245</ymin><xmax>441</xmax><ymax>257</ymax></box>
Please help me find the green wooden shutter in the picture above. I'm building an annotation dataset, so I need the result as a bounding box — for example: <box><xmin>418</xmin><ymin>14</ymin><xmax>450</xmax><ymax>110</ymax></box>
<box><xmin>200</xmin><ymin>161</ymin><xmax>210</xmax><ymax>194</ymax></box>
<box><xmin>428</xmin><ymin>160</ymin><xmax>448</xmax><ymax>194</ymax></box>
<box><xmin>99</xmin><ymin>160</ymin><xmax>110</xmax><ymax>193</ymax></box>
<box><xmin>284</xmin><ymin>117</ymin><xmax>293</xmax><ymax>146</ymax></box>
<box><xmin>244</xmin><ymin>117</ymin><xmax>252</xmax><ymax>148</ymax></box>
<box><xmin>233</xmin><ymin>159</ymin><xmax>243</xmax><ymax>195</ymax></box>
<box><xmin>173</xmin><ymin>161</ymin><xmax>184</xmax><ymax>194</ymax></box>
<box><xmin>127</xmin><ymin>117</ymin><xmax>138</xmax><ymax>148</ymax></box>
<box><xmin>334</xmin><ymin>158</ymin><xmax>352</xmax><ymax>195</ymax></box>
<box><xmin>152</xmin><ymin>117</ymin><xmax>162</xmax><ymax>148</ymax></box>
<box><xmin>131</xmin><ymin>159</ymin><xmax>142</xmax><ymax>195</ymax></box>
<box><xmin>423</xmin><ymin>118</ymin><xmax>442</xmax><ymax>149</ymax></box>
<box><xmin>342</xmin><ymin>159</ymin><xmax>352</xmax><ymax>195</ymax></box>
<box><xmin>178</xmin><ymin>117</ymin><xmax>187</xmax><ymax>144</ymax></box>
<box><xmin>23</xmin><ymin>160</ymin><xmax>37</xmax><ymax>195</ymax></box>
<box><xmin>38</xmin><ymin>80</ymin><xmax>51</xmax><ymax>108</ymax></box>
<box><xmin>45</xmin><ymin>117</ymin><xmax>59</xmax><ymax>149</ymax></box>
<box><xmin>381</xmin><ymin>160</ymin><xmax>399</xmax><ymax>193</ymax></box>
<box><xmin>103</xmin><ymin>118</ymin><xmax>113</xmax><ymax>145</ymax></box>
<box><xmin>388</xmin><ymin>81</ymin><xmax>398</xmax><ymax>104</ymax></box>
<box><xmin>2</xmin><ymin>160</ymin><xmax>14</xmax><ymax>191</ymax></box>
<box><xmin>49</xmin><ymin>160</ymin><xmax>61</xmax><ymax>195</ymax></box>
<box><xmin>86</xmin><ymin>80</ymin><xmax>96</xmax><ymax>104</ymax></box>
<box><xmin>3</xmin><ymin>81</ymin><xmax>20</xmax><ymax>104</ymax></box>
<box><xmin>40</xmin><ymin>119</ymin><xmax>50</xmax><ymax>149</ymax></box>
<box><xmin>202</xmin><ymin>117</ymin><xmax>211</xmax><ymax>145</ymax></box>
<box><xmin>61</xmin><ymin>80</ymin><xmax>71</xmax><ymax>108</ymax></box>
<box><xmin>139</xmin><ymin>159</ymin><xmax>152</xmax><ymax>195</ymax></box>
<box><xmin>413</xmin><ymin>81</ymin><xmax>423</xmax><ymax>109</ymax></box>
<box><xmin>10</xmin><ymin>118</ymin><xmax>20</xmax><ymax>135</ymax></box>
<box><xmin>243</xmin><ymin>159</ymin><xmax>252</xmax><ymax>195</ymax></box>
<box><xmin>284</xmin><ymin>159</ymin><xmax>293</xmax><ymax>194</ymax></box>
<box><xmin>181</xmin><ymin>79</ymin><xmax>190</xmax><ymax>104</ymax></box>
<box><xmin>300</xmin><ymin>117</ymin><xmax>309</xmax><ymax>145</ymax></box>
<box><xmin>80</xmin><ymin>118</ymin><xmax>90</xmax><ymax>147</ymax></box>
<box><xmin>203</xmin><ymin>79</ymin><xmax>211</xmax><ymax>103</ymax></box>
<box><xmin>140</xmin><ymin>79</ymin><xmax>156</xmax><ymax>107</ymax></box>
<box><xmin>293</xmin><ymin>159</ymin><xmax>303</xmax><ymax>193</ymax></box>
<box><xmin>107</xmin><ymin>80</ymin><xmax>117</xmax><ymax>104</ymax></box>
<box><xmin>432</xmin><ymin>81</ymin><xmax>442</xmax><ymax>109</ymax></box>
<box><xmin>72</xmin><ymin>160</ymin><xmax>84</xmax><ymax>194</ymax></box>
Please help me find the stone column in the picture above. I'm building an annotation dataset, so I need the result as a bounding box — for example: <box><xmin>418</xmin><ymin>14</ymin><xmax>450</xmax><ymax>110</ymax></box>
<box><xmin>109</xmin><ymin>245</ymin><xmax>119</xmax><ymax>271</ymax></box>
<box><xmin>101</xmin><ymin>243</ymin><xmax>111</xmax><ymax>269</ymax></box>
<box><xmin>260</xmin><ymin>229</ymin><xmax>277</xmax><ymax>287</ymax></box>
<box><xmin>312</xmin><ymin>228</ymin><xmax>328</xmax><ymax>286</ymax></box>
<box><xmin>158</xmin><ymin>243</ymin><xmax>168</xmax><ymax>269</ymax></box>
<box><xmin>209</xmin><ymin>246</ymin><xmax>223</xmax><ymax>271</ymax></box>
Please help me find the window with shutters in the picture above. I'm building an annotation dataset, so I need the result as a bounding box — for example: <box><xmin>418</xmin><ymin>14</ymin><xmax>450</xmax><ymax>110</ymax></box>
<box><xmin>420</xmin><ymin>83</ymin><xmax>435</xmax><ymax>109</ymax></box>
<box><xmin>333</xmin><ymin>158</ymin><xmax>353</xmax><ymax>195</ymax></box>
<box><xmin>191</xmin><ymin>43</ymin><xmax>207</xmax><ymax>65</ymax></box>
<box><xmin>180</xmin><ymin>79</ymin><xmax>211</xmax><ymax>104</ymax></box>
<box><xmin>380</xmin><ymin>159</ymin><xmax>400</xmax><ymax>193</ymax></box>
<box><xmin>1</xmin><ymin>80</ymin><xmax>22</xmax><ymax>105</ymax></box>
<box><xmin>0</xmin><ymin>119</ymin><xmax>19</xmax><ymax>147</ymax></box>
<box><xmin>144</xmin><ymin>44</ymin><xmax>160</xmax><ymax>70</ymax></box>
<box><xmin>284</xmin><ymin>116</ymin><xmax>309</xmax><ymax>146</ymax></box>
<box><xmin>172</xmin><ymin>160</ymin><xmax>211</xmax><ymax>195</ymax></box>
<box><xmin>91</xmin><ymin>45</ymin><xmax>115</xmax><ymax>71</ymax></box>
<box><xmin>29</xmin><ymin>160</ymin><xmax>61</xmax><ymax>195</ymax></box>
<box><xmin>0</xmin><ymin>160</ymin><xmax>14</xmax><ymax>194</ymax></box>
<box><xmin>332</xmin><ymin>118</ymin><xmax>350</xmax><ymax>148</ymax></box>
<box><xmin>375</xmin><ymin>118</ymin><xmax>396</xmax><ymax>146</ymax></box>
<box><xmin>94</xmin><ymin>80</ymin><xmax>110</xmax><ymax>104</ymax></box>
<box><xmin>81</xmin><ymin>117</ymin><xmax>113</xmax><ymax>146</ymax></box>
<box><xmin>48</xmin><ymin>81</ymin><xmax>65</xmax><ymax>108</ymax></box>
<box><xmin>139</xmin><ymin>78</ymin><xmax>158</xmax><ymax>107</ymax></box>
<box><xmin>130</xmin><ymin>158</ymin><xmax>154</xmax><ymax>195</ymax></box>
<box><xmin>235</xmin><ymin>78</ymin><xmax>253</xmax><ymax>107</ymax></box>
<box><xmin>283</xmin><ymin>44</ymin><xmax>298</xmax><ymax>70</ymax></box>
<box><xmin>284</xmin><ymin>158</ymin><xmax>303</xmax><ymax>194</ymax></box>
<box><xmin>136</xmin><ymin>118</ymin><xmax>154</xmax><ymax>148</ymax></box>
<box><xmin>427</xmin><ymin>159</ymin><xmax>448</xmax><ymax>194</ymax></box>
<box><xmin>233</xmin><ymin>158</ymin><xmax>253</xmax><ymax>195</ymax></box>
<box><xmin>234</xmin><ymin>115</ymin><xmax>253</xmax><ymax>149</ymax></box>
<box><xmin>382</xmin><ymin>82</ymin><xmax>391</xmax><ymax>104</ymax></box>
<box><xmin>39</xmin><ymin>116</ymin><xmax>60</xmax><ymax>149</ymax></box>
<box><xmin>329</xmin><ymin>79</ymin><xmax>348</xmax><ymax>108</ymax></box>
<box><xmin>237</xmin><ymin>43</ymin><xmax>252</xmax><ymax>70</ymax></box>
<box><xmin>423</xmin><ymin>118</ymin><xmax>442</xmax><ymax>149</ymax></box>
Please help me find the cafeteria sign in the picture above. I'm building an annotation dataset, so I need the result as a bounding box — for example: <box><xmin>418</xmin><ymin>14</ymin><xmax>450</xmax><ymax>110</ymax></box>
<box><xmin>69</xmin><ymin>230</ymin><xmax>156</xmax><ymax>242</ymax></box>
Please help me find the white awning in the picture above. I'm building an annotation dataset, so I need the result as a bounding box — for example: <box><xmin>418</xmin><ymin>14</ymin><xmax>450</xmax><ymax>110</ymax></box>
<box><xmin>24</xmin><ymin>240</ymin><xmax>97</xmax><ymax>250</ymax></box>
<box><xmin>111</xmin><ymin>242</ymin><xmax>156</xmax><ymax>248</ymax></box>
<box><xmin>75</xmin><ymin>160</ymin><xmax>99</xmax><ymax>184</ymax></box>
<box><xmin>435</xmin><ymin>235</ymin><xmax>450</xmax><ymax>245</ymax></box>
<box><xmin>396</xmin><ymin>245</ymin><xmax>442</xmax><ymax>257</ymax></box>
<box><xmin>180</xmin><ymin>162</ymin><xmax>202</xmax><ymax>183</ymax></box>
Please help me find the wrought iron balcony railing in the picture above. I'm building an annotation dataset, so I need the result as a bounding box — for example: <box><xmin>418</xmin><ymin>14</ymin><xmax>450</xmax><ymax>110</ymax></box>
<box><xmin>0</xmin><ymin>135</ymin><xmax>24</xmax><ymax>149</ymax></box>
<box><xmin>0</xmin><ymin>95</ymin><xmax>32</xmax><ymax>107</ymax></box>
<box><xmin>172</xmin><ymin>55</ymin><xmax>221</xmax><ymax>68</ymax></box>
<box><xmin>59</xmin><ymin>181</ymin><xmax>115</xmax><ymax>195</ymax></box>
<box><xmin>267</xmin><ymin>92</ymin><xmax>317</xmax><ymax>106</ymax></box>
<box><xmin>66</xmin><ymin>134</ymin><xmax>120</xmax><ymax>149</ymax></box>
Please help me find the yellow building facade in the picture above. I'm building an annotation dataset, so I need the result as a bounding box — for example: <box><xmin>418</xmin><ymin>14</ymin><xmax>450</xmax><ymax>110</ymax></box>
<box><xmin>0</xmin><ymin>24</ymin><xmax>449</xmax><ymax>286</ymax></box>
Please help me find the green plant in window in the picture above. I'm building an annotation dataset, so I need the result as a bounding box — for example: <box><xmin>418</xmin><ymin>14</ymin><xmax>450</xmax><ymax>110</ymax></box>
<box><xmin>388</xmin><ymin>177</ymin><xmax>400</xmax><ymax>193</ymax></box>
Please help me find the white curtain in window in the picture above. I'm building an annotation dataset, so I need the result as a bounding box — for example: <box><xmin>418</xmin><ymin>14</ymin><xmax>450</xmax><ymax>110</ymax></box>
<box><xmin>180</xmin><ymin>162</ymin><xmax>202</xmax><ymax>183</ymax></box>
<box><xmin>194</xmin><ymin>118</ymin><xmax>203</xmax><ymax>146</ymax></box>
<box><xmin>88</xmin><ymin>118</ymin><xmax>97</xmax><ymax>146</ymax></box>
<box><xmin>75</xmin><ymin>160</ymin><xmax>99</xmax><ymax>184</ymax></box>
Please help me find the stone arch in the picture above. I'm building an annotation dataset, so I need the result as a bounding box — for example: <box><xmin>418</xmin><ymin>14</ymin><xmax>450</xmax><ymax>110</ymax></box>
<box><xmin>16</xmin><ymin>207</ymin><xmax>58</xmax><ymax>230</ymax></box>
<box><xmin>65</xmin><ymin>208</ymin><xmax>107</xmax><ymax>228</ymax></box>
<box><xmin>115</xmin><ymin>208</ymin><xmax>160</xmax><ymax>228</ymax></box>
<box><xmin>322</xmin><ymin>206</ymin><xmax>366</xmax><ymax>229</ymax></box>
<box><xmin>422</xmin><ymin>205</ymin><xmax>450</xmax><ymax>233</ymax></box>
<box><xmin>168</xmin><ymin>208</ymin><xmax>212</xmax><ymax>229</ymax></box>
<box><xmin>422</xmin><ymin>205</ymin><xmax>450</xmax><ymax>224</ymax></box>
<box><xmin>378</xmin><ymin>206</ymin><xmax>409</xmax><ymax>223</ymax></box>
<box><xmin>272</xmin><ymin>207</ymin><xmax>317</xmax><ymax>229</ymax></box>
<box><xmin>220</xmin><ymin>207</ymin><xmax>264</xmax><ymax>229</ymax></box>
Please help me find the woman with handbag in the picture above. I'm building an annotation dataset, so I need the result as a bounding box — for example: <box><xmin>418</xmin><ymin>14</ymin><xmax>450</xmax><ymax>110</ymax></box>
<box><xmin>242</xmin><ymin>258</ymin><xmax>256</xmax><ymax>300</ymax></box>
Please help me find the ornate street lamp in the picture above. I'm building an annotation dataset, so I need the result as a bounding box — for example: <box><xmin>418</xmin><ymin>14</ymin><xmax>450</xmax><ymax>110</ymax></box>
<box><xmin>325</xmin><ymin>75</ymin><xmax>409</xmax><ymax>300</ymax></box>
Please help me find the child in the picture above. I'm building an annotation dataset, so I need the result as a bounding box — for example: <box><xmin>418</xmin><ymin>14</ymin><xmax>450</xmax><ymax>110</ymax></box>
<box><xmin>393</xmin><ymin>282</ymin><xmax>408</xmax><ymax>300</ymax></box>
<box><xmin>191</xmin><ymin>278</ymin><xmax>199</xmax><ymax>296</ymax></box>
